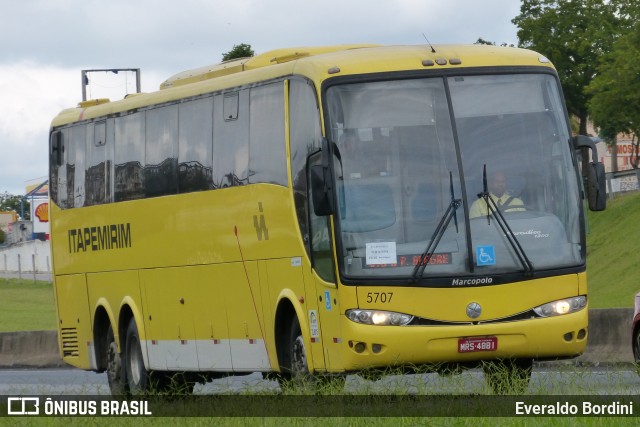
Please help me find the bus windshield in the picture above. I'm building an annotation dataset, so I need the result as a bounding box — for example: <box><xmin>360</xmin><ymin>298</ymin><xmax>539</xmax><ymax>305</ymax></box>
<box><xmin>325</xmin><ymin>73</ymin><xmax>582</xmax><ymax>282</ymax></box>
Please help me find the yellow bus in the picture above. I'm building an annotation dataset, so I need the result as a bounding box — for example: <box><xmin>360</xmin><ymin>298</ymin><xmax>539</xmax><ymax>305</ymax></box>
<box><xmin>49</xmin><ymin>44</ymin><xmax>606</xmax><ymax>395</ymax></box>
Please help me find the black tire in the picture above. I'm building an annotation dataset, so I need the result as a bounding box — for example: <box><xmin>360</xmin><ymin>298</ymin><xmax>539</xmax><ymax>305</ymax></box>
<box><xmin>278</xmin><ymin>316</ymin><xmax>345</xmax><ymax>393</ymax></box>
<box><xmin>278</xmin><ymin>316</ymin><xmax>311</xmax><ymax>389</ymax></box>
<box><xmin>482</xmin><ymin>359</ymin><xmax>532</xmax><ymax>395</ymax></box>
<box><xmin>123</xmin><ymin>318</ymin><xmax>195</xmax><ymax>396</ymax></box>
<box><xmin>633</xmin><ymin>328</ymin><xmax>640</xmax><ymax>375</ymax></box>
<box><xmin>106</xmin><ymin>324</ymin><xmax>128</xmax><ymax>396</ymax></box>
<box><xmin>124</xmin><ymin>318</ymin><xmax>151</xmax><ymax>395</ymax></box>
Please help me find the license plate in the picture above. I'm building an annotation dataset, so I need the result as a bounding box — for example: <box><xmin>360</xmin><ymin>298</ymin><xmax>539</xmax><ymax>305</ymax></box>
<box><xmin>458</xmin><ymin>337</ymin><xmax>498</xmax><ymax>353</ymax></box>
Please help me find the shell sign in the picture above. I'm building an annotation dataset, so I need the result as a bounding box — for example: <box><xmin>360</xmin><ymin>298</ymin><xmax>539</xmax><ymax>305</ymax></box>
<box><xmin>35</xmin><ymin>202</ymin><xmax>49</xmax><ymax>223</ymax></box>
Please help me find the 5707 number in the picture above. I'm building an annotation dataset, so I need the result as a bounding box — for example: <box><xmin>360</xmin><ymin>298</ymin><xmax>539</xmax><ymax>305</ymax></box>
<box><xmin>366</xmin><ymin>292</ymin><xmax>393</xmax><ymax>303</ymax></box>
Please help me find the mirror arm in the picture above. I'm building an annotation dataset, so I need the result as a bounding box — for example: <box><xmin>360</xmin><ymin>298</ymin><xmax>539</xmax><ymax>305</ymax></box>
<box><xmin>573</xmin><ymin>135</ymin><xmax>601</xmax><ymax>163</ymax></box>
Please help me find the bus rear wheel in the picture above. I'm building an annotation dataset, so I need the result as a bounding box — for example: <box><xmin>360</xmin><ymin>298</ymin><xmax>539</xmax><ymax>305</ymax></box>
<box><xmin>106</xmin><ymin>324</ymin><xmax>127</xmax><ymax>396</ymax></box>
<box><xmin>123</xmin><ymin>318</ymin><xmax>195</xmax><ymax>395</ymax></box>
<box><xmin>124</xmin><ymin>318</ymin><xmax>151</xmax><ymax>395</ymax></box>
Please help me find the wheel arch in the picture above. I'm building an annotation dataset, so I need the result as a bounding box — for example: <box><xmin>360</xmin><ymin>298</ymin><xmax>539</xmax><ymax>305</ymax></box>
<box><xmin>273</xmin><ymin>290</ymin><xmax>309</xmax><ymax>372</ymax></box>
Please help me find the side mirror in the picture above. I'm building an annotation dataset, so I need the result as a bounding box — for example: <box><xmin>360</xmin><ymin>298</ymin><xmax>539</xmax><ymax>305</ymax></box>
<box><xmin>573</xmin><ymin>135</ymin><xmax>606</xmax><ymax>211</ymax></box>
<box><xmin>310</xmin><ymin>164</ymin><xmax>334</xmax><ymax>216</ymax></box>
<box><xmin>586</xmin><ymin>161</ymin><xmax>606</xmax><ymax>211</ymax></box>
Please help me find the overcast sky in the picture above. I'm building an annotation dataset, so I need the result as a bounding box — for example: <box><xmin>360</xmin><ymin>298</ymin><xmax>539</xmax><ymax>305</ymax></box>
<box><xmin>0</xmin><ymin>0</ymin><xmax>521</xmax><ymax>196</ymax></box>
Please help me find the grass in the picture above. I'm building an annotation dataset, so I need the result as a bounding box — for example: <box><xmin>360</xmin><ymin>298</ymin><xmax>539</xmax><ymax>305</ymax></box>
<box><xmin>0</xmin><ymin>278</ymin><xmax>57</xmax><ymax>332</ymax></box>
<box><xmin>46</xmin><ymin>417</ymin><xmax>640</xmax><ymax>426</ymax></box>
<box><xmin>586</xmin><ymin>191</ymin><xmax>640</xmax><ymax>308</ymax></box>
<box><xmin>1</xmin><ymin>413</ymin><xmax>638</xmax><ymax>426</ymax></box>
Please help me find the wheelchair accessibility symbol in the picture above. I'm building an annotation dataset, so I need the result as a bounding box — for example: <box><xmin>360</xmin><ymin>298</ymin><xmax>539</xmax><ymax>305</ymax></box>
<box><xmin>476</xmin><ymin>245</ymin><xmax>496</xmax><ymax>266</ymax></box>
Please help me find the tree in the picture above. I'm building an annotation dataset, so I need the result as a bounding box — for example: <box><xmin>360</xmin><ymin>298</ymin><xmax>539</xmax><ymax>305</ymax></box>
<box><xmin>512</xmin><ymin>0</ymin><xmax>621</xmax><ymax>135</ymax></box>
<box><xmin>222</xmin><ymin>43</ymin><xmax>255</xmax><ymax>62</ymax></box>
<box><xmin>475</xmin><ymin>38</ymin><xmax>496</xmax><ymax>46</ymax></box>
<box><xmin>474</xmin><ymin>38</ymin><xmax>514</xmax><ymax>47</ymax></box>
<box><xmin>0</xmin><ymin>192</ymin><xmax>30</xmax><ymax>220</ymax></box>
<box><xmin>588</xmin><ymin>22</ymin><xmax>640</xmax><ymax>169</ymax></box>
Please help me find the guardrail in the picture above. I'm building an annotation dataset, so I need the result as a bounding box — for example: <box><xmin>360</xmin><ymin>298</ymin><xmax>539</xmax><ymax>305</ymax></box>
<box><xmin>606</xmin><ymin>169</ymin><xmax>640</xmax><ymax>196</ymax></box>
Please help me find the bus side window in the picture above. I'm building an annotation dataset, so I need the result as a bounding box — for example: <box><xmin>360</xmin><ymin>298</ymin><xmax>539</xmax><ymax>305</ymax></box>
<box><xmin>178</xmin><ymin>97</ymin><xmax>214</xmax><ymax>192</ymax></box>
<box><xmin>213</xmin><ymin>91</ymin><xmax>249</xmax><ymax>187</ymax></box>
<box><xmin>249</xmin><ymin>83</ymin><xmax>287</xmax><ymax>186</ymax></box>
<box><xmin>145</xmin><ymin>105</ymin><xmax>178</xmax><ymax>198</ymax></box>
<box><xmin>85</xmin><ymin>121</ymin><xmax>108</xmax><ymax>206</ymax></box>
<box><xmin>289</xmin><ymin>79</ymin><xmax>322</xmax><ymax>258</ymax></box>
<box><xmin>114</xmin><ymin>112</ymin><xmax>146</xmax><ymax>202</ymax></box>
<box><xmin>49</xmin><ymin>130</ymin><xmax>63</xmax><ymax>206</ymax></box>
<box><xmin>70</xmin><ymin>125</ymin><xmax>86</xmax><ymax>208</ymax></box>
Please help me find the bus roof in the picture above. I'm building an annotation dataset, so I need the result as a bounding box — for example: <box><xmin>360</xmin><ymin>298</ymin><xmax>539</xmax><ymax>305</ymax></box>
<box><xmin>51</xmin><ymin>44</ymin><xmax>554</xmax><ymax>128</ymax></box>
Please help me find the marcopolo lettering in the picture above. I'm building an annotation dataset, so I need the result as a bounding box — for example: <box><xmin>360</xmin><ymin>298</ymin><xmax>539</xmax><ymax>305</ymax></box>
<box><xmin>68</xmin><ymin>223</ymin><xmax>132</xmax><ymax>253</ymax></box>
<box><xmin>452</xmin><ymin>277</ymin><xmax>493</xmax><ymax>286</ymax></box>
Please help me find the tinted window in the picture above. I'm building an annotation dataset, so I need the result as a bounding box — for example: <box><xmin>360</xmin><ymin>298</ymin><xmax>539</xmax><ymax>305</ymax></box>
<box><xmin>213</xmin><ymin>90</ymin><xmax>249</xmax><ymax>187</ymax></box>
<box><xmin>289</xmin><ymin>79</ymin><xmax>322</xmax><ymax>255</ymax></box>
<box><xmin>145</xmin><ymin>106</ymin><xmax>178</xmax><ymax>197</ymax></box>
<box><xmin>70</xmin><ymin>125</ymin><xmax>86</xmax><ymax>208</ymax></box>
<box><xmin>178</xmin><ymin>97</ymin><xmax>213</xmax><ymax>192</ymax></box>
<box><xmin>50</xmin><ymin>129</ymin><xmax>70</xmax><ymax>208</ymax></box>
<box><xmin>249</xmin><ymin>83</ymin><xmax>287</xmax><ymax>185</ymax></box>
<box><xmin>115</xmin><ymin>112</ymin><xmax>145</xmax><ymax>202</ymax></box>
<box><xmin>85</xmin><ymin>121</ymin><xmax>107</xmax><ymax>206</ymax></box>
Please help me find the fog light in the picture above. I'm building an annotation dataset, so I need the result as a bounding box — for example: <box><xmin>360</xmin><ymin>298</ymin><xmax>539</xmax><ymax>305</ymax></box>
<box><xmin>354</xmin><ymin>342</ymin><xmax>366</xmax><ymax>353</ymax></box>
<box><xmin>563</xmin><ymin>332</ymin><xmax>573</xmax><ymax>342</ymax></box>
<box><xmin>577</xmin><ymin>329</ymin><xmax>587</xmax><ymax>340</ymax></box>
<box><xmin>372</xmin><ymin>343</ymin><xmax>382</xmax><ymax>354</ymax></box>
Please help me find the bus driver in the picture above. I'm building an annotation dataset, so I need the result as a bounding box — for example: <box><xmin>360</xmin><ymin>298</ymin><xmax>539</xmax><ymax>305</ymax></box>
<box><xmin>469</xmin><ymin>171</ymin><xmax>525</xmax><ymax>218</ymax></box>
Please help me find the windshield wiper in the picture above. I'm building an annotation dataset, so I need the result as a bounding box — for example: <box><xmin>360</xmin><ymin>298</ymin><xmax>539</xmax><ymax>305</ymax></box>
<box><xmin>477</xmin><ymin>165</ymin><xmax>534</xmax><ymax>275</ymax></box>
<box><xmin>412</xmin><ymin>172</ymin><xmax>461</xmax><ymax>281</ymax></box>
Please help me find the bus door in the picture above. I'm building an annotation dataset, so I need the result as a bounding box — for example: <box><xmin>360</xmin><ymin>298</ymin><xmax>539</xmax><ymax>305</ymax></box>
<box><xmin>307</xmin><ymin>152</ymin><xmax>343</xmax><ymax>372</ymax></box>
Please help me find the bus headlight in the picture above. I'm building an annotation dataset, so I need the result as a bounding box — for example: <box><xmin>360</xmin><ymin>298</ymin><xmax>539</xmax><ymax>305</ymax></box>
<box><xmin>346</xmin><ymin>309</ymin><xmax>414</xmax><ymax>326</ymax></box>
<box><xmin>533</xmin><ymin>296</ymin><xmax>587</xmax><ymax>317</ymax></box>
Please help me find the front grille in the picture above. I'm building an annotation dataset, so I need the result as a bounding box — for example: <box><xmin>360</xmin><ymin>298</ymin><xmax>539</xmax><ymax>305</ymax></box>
<box><xmin>409</xmin><ymin>309</ymin><xmax>537</xmax><ymax>326</ymax></box>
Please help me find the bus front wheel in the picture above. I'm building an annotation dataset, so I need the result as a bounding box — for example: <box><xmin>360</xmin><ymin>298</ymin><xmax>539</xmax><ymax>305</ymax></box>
<box><xmin>279</xmin><ymin>316</ymin><xmax>345</xmax><ymax>393</ymax></box>
<box><xmin>280</xmin><ymin>316</ymin><xmax>311</xmax><ymax>387</ymax></box>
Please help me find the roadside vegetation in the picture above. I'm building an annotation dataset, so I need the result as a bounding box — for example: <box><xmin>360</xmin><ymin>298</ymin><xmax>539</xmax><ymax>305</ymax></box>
<box><xmin>586</xmin><ymin>191</ymin><xmax>640</xmax><ymax>308</ymax></box>
<box><xmin>0</xmin><ymin>278</ymin><xmax>56</xmax><ymax>332</ymax></box>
